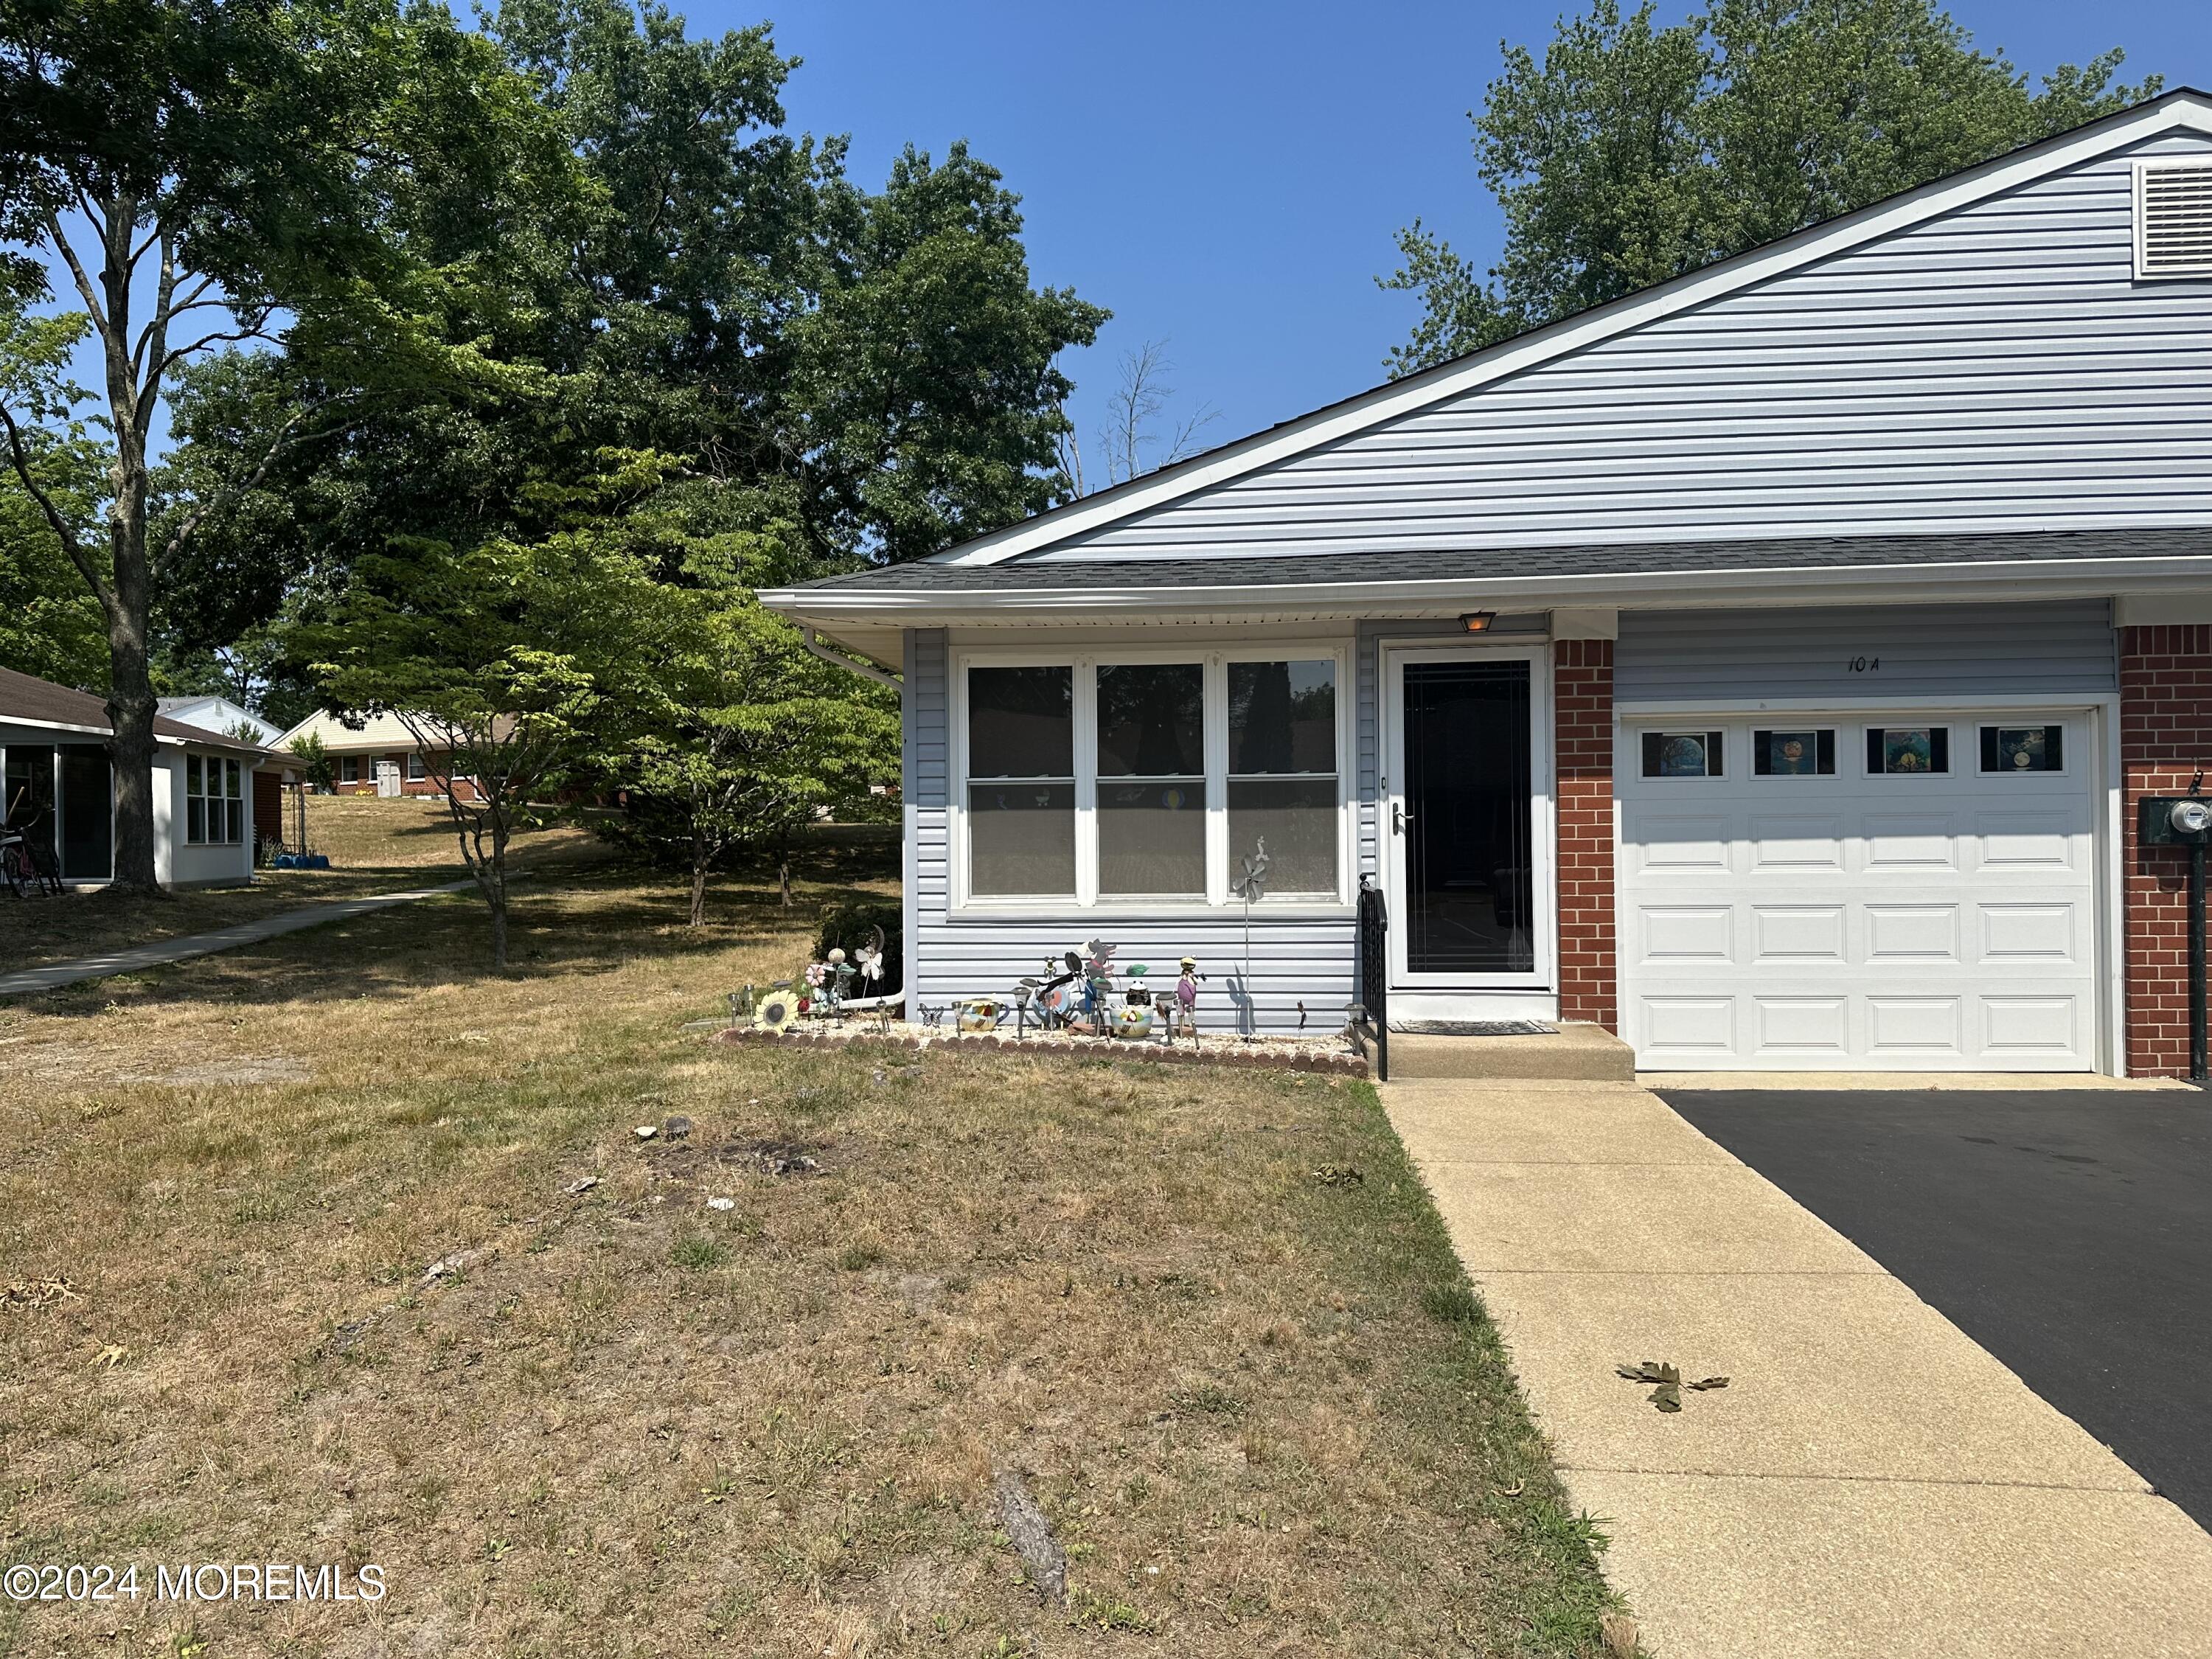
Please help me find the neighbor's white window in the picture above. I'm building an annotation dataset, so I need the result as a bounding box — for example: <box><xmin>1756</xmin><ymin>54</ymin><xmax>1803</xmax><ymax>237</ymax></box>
<box><xmin>406</xmin><ymin>752</ymin><xmax>426</xmax><ymax>782</ymax></box>
<box><xmin>185</xmin><ymin>755</ymin><xmax>243</xmax><ymax>845</ymax></box>
<box><xmin>338</xmin><ymin>756</ymin><xmax>361</xmax><ymax>785</ymax></box>
<box><xmin>964</xmin><ymin>665</ymin><xmax>1077</xmax><ymax>897</ymax></box>
<box><xmin>959</xmin><ymin>651</ymin><xmax>1345</xmax><ymax>908</ymax></box>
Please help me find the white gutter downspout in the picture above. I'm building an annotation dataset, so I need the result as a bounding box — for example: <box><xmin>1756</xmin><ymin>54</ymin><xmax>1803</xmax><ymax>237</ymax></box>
<box><xmin>802</xmin><ymin>625</ymin><xmax>902</xmax><ymax>690</ymax></box>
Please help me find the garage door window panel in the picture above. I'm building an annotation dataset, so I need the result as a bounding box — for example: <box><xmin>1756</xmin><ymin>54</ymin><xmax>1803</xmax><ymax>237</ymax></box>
<box><xmin>1641</xmin><ymin>731</ymin><xmax>1725</xmax><ymax>779</ymax></box>
<box><xmin>1753</xmin><ymin>729</ymin><xmax>1836</xmax><ymax>777</ymax></box>
<box><xmin>1980</xmin><ymin>726</ymin><xmax>2065</xmax><ymax>774</ymax></box>
<box><xmin>1868</xmin><ymin>727</ymin><xmax>1950</xmax><ymax>776</ymax></box>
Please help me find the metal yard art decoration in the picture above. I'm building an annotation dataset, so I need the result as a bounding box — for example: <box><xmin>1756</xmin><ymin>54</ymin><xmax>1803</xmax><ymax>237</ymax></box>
<box><xmin>1232</xmin><ymin>838</ymin><xmax>1270</xmax><ymax>1036</ymax></box>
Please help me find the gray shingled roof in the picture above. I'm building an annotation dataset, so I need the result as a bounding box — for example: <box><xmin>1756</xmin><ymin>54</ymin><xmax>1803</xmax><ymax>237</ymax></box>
<box><xmin>789</xmin><ymin>527</ymin><xmax>2212</xmax><ymax>594</ymax></box>
<box><xmin>0</xmin><ymin>667</ymin><xmax>283</xmax><ymax>757</ymax></box>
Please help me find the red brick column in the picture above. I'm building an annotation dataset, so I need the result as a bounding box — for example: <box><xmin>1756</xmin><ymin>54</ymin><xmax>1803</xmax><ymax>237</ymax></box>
<box><xmin>2121</xmin><ymin>625</ymin><xmax>2212</xmax><ymax>1077</ymax></box>
<box><xmin>1554</xmin><ymin>639</ymin><xmax>1617</xmax><ymax>1032</ymax></box>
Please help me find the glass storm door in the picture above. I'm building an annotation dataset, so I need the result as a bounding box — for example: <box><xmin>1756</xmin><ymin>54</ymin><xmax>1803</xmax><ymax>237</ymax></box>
<box><xmin>1383</xmin><ymin>649</ymin><xmax>1551</xmax><ymax>989</ymax></box>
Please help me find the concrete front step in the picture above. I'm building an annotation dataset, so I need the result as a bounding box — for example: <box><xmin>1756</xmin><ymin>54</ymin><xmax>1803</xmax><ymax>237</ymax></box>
<box><xmin>1371</xmin><ymin>1022</ymin><xmax>1636</xmax><ymax>1082</ymax></box>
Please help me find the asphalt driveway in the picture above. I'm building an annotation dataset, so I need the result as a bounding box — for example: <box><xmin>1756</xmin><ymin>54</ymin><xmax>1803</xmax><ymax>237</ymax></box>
<box><xmin>1659</xmin><ymin>1087</ymin><xmax>2212</xmax><ymax>1529</ymax></box>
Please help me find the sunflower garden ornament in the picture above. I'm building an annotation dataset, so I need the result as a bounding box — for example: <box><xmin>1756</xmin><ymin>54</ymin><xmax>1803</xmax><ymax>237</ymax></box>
<box><xmin>755</xmin><ymin>983</ymin><xmax>800</xmax><ymax>1033</ymax></box>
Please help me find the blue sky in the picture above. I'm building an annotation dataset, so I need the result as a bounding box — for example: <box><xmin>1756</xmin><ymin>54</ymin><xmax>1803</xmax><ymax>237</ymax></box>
<box><xmin>747</xmin><ymin>0</ymin><xmax>2211</xmax><ymax>456</ymax></box>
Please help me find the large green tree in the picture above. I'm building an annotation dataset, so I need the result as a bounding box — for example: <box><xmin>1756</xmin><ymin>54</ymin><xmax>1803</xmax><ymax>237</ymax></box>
<box><xmin>1383</xmin><ymin>0</ymin><xmax>2160</xmax><ymax>374</ymax></box>
<box><xmin>0</xmin><ymin>426</ymin><xmax>104</xmax><ymax>689</ymax></box>
<box><xmin>161</xmin><ymin>0</ymin><xmax>1099</xmax><ymax>923</ymax></box>
<box><xmin>0</xmin><ymin>0</ymin><xmax>574</xmax><ymax>888</ymax></box>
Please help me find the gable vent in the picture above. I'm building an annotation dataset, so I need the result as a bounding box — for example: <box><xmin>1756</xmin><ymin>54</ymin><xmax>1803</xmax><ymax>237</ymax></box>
<box><xmin>2135</xmin><ymin>161</ymin><xmax>2212</xmax><ymax>279</ymax></box>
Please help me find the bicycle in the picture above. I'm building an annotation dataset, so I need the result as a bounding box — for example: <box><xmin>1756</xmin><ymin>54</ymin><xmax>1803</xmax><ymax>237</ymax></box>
<box><xmin>1</xmin><ymin>788</ymin><xmax>63</xmax><ymax>897</ymax></box>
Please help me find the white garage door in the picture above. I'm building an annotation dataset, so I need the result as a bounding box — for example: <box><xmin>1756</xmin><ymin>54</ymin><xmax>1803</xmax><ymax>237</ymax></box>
<box><xmin>1619</xmin><ymin>713</ymin><xmax>2101</xmax><ymax>1071</ymax></box>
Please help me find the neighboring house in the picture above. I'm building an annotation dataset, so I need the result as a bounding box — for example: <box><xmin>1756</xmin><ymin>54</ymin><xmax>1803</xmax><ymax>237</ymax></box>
<box><xmin>0</xmin><ymin>667</ymin><xmax>293</xmax><ymax>887</ymax></box>
<box><xmin>275</xmin><ymin>710</ymin><xmax>483</xmax><ymax>801</ymax></box>
<box><xmin>764</xmin><ymin>90</ymin><xmax>2212</xmax><ymax>1079</ymax></box>
<box><xmin>156</xmin><ymin>695</ymin><xmax>284</xmax><ymax>748</ymax></box>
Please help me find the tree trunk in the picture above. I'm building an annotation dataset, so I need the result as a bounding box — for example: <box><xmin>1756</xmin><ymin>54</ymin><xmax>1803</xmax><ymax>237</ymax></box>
<box><xmin>689</xmin><ymin>841</ymin><xmax>709</xmax><ymax>928</ymax></box>
<box><xmin>97</xmin><ymin>195</ymin><xmax>160</xmax><ymax>894</ymax></box>
<box><xmin>489</xmin><ymin>815</ymin><xmax>510</xmax><ymax>972</ymax></box>
<box><xmin>102</xmin><ymin>584</ymin><xmax>160</xmax><ymax>893</ymax></box>
<box><xmin>779</xmin><ymin>855</ymin><xmax>792</xmax><ymax>907</ymax></box>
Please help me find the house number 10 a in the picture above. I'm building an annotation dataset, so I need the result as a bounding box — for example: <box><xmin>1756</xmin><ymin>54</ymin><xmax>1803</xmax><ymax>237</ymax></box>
<box><xmin>1847</xmin><ymin>655</ymin><xmax>1880</xmax><ymax>672</ymax></box>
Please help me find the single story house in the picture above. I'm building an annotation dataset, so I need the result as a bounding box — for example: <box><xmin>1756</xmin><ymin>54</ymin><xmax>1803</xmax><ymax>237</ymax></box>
<box><xmin>157</xmin><ymin>695</ymin><xmax>285</xmax><ymax>748</ymax></box>
<box><xmin>1</xmin><ymin>667</ymin><xmax>293</xmax><ymax>887</ymax></box>
<box><xmin>764</xmin><ymin>90</ymin><xmax>2212</xmax><ymax>1079</ymax></box>
<box><xmin>274</xmin><ymin>709</ymin><xmax>484</xmax><ymax>801</ymax></box>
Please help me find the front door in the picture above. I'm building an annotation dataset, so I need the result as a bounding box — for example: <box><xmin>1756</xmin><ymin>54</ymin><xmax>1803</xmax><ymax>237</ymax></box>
<box><xmin>57</xmin><ymin>745</ymin><xmax>112</xmax><ymax>882</ymax></box>
<box><xmin>1382</xmin><ymin>645</ymin><xmax>1554</xmax><ymax>1006</ymax></box>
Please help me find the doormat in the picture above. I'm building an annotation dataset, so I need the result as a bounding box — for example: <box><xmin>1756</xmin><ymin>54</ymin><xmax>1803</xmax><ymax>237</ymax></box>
<box><xmin>1397</xmin><ymin>1020</ymin><xmax>1557</xmax><ymax>1037</ymax></box>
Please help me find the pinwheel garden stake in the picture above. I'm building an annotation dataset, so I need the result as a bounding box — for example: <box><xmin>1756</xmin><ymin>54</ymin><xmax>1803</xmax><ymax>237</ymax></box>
<box><xmin>1232</xmin><ymin>840</ymin><xmax>1270</xmax><ymax>1037</ymax></box>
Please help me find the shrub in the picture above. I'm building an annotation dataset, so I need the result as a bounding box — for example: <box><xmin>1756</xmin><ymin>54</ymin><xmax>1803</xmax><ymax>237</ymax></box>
<box><xmin>813</xmin><ymin>901</ymin><xmax>902</xmax><ymax>996</ymax></box>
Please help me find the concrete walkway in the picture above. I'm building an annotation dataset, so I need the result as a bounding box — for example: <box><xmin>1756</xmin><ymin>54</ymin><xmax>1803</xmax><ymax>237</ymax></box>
<box><xmin>1385</xmin><ymin>1077</ymin><xmax>2212</xmax><ymax>1659</ymax></box>
<box><xmin>0</xmin><ymin>880</ymin><xmax>473</xmax><ymax>998</ymax></box>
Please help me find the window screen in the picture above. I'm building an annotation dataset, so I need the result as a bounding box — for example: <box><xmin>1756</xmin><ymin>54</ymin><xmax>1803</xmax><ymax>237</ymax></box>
<box><xmin>1228</xmin><ymin>660</ymin><xmax>1338</xmax><ymax>896</ymax></box>
<box><xmin>966</xmin><ymin>666</ymin><xmax>1075</xmax><ymax>896</ymax></box>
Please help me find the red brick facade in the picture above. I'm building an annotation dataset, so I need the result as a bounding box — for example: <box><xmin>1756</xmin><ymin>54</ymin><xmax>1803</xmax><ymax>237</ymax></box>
<box><xmin>1554</xmin><ymin>639</ymin><xmax>1617</xmax><ymax>1032</ymax></box>
<box><xmin>2121</xmin><ymin>625</ymin><xmax>2212</xmax><ymax>1077</ymax></box>
<box><xmin>329</xmin><ymin>753</ymin><xmax>484</xmax><ymax>802</ymax></box>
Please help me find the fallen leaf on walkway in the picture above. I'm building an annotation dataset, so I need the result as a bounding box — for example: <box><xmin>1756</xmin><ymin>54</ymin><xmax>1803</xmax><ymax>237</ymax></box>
<box><xmin>1615</xmin><ymin>1358</ymin><xmax>1724</xmax><ymax>1413</ymax></box>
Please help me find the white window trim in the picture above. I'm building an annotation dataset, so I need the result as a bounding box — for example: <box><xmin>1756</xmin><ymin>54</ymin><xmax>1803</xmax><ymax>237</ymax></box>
<box><xmin>184</xmin><ymin>753</ymin><xmax>243</xmax><ymax>845</ymax></box>
<box><xmin>2133</xmin><ymin>158</ymin><xmax>2212</xmax><ymax>282</ymax></box>
<box><xmin>948</xmin><ymin>641</ymin><xmax>1355</xmax><ymax>918</ymax></box>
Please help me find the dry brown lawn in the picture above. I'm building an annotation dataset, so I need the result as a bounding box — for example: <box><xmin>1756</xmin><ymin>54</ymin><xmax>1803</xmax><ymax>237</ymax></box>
<box><xmin>0</xmin><ymin>851</ymin><xmax>1621</xmax><ymax>1658</ymax></box>
<box><xmin>6</xmin><ymin>797</ymin><xmax>603</xmax><ymax>975</ymax></box>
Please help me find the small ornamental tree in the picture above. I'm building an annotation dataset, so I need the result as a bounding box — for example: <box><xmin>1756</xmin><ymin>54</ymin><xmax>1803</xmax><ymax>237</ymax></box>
<box><xmin>612</xmin><ymin>585</ymin><xmax>897</xmax><ymax>925</ymax></box>
<box><xmin>286</xmin><ymin>728</ymin><xmax>333</xmax><ymax>792</ymax></box>
<box><xmin>310</xmin><ymin>524</ymin><xmax>674</xmax><ymax>969</ymax></box>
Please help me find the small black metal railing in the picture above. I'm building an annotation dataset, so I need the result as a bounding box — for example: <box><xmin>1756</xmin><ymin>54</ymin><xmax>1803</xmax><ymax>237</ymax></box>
<box><xmin>1357</xmin><ymin>875</ymin><xmax>1388</xmax><ymax>1082</ymax></box>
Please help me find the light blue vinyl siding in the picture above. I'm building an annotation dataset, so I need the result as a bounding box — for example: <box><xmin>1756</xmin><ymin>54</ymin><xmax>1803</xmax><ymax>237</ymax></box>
<box><xmin>1615</xmin><ymin>602</ymin><xmax>2117</xmax><ymax>703</ymax></box>
<box><xmin>1037</xmin><ymin>132</ymin><xmax>2212</xmax><ymax>563</ymax></box>
<box><xmin>905</xmin><ymin>630</ymin><xmax>1357</xmax><ymax>1032</ymax></box>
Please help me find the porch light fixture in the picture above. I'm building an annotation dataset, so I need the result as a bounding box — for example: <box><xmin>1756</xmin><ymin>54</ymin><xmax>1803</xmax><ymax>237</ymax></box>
<box><xmin>1458</xmin><ymin>611</ymin><xmax>1496</xmax><ymax>633</ymax></box>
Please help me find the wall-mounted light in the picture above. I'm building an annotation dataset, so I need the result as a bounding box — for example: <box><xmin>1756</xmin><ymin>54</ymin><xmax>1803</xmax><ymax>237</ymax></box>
<box><xmin>1459</xmin><ymin>611</ymin><xmax>1496</xmax><ymax>633</ymax></box>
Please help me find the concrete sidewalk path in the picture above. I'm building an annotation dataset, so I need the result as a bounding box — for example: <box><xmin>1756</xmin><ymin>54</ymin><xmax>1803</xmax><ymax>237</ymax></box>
<box><xmin>1385</xmin><ymin>1077</ymin><xmax>2212</xmax><ymax>1659</ymax></box>
<box><xmin>0</xmin><ymin>880</ymin><xmax>474</xmax><ymax>998</ymax></box>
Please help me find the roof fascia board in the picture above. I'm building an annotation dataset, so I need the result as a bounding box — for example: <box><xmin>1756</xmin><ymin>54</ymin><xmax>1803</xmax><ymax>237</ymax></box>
<box><xmin>763</xmin><ymin>553</ymin><xmax>2212</xmax><ymax>624</ymax></box>
<box><xmin>0</xmin><ymin>715</ymin><xmax>113</xmax><ymax>738</ymax></box>
<box><xmin>936</xmin><ymin>94</ymin><xmax>2212</xmax><ymax>570</ymax></box>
